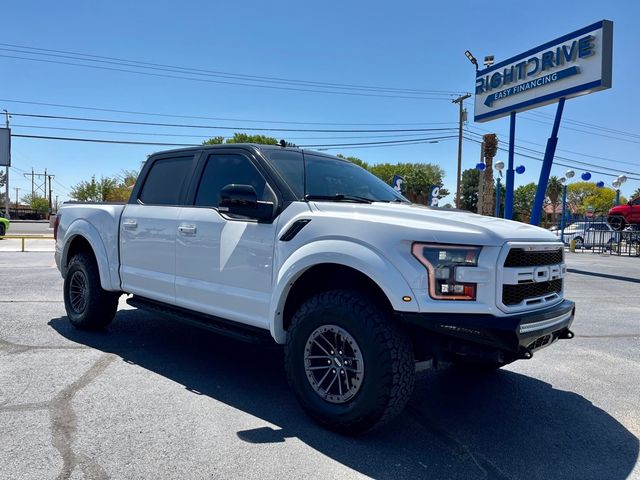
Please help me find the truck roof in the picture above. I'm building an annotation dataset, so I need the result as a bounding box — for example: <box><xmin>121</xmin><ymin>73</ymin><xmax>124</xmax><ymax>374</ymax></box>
<box><xmin>148</xmin><ymin>143</ymin><xmax>338</xmax><ymax>160</ymax></box>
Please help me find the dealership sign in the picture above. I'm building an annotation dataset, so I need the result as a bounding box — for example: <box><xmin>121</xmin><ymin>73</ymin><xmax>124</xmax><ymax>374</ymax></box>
<box><xmin>474</xmin><ymin>20</ymin><xmax>612</xmax><ymax>122</ymax></box>
<box><xmin>0</xmin><ymin>128</ymin><xmax>10</xmax><ymax>167</ymax></box>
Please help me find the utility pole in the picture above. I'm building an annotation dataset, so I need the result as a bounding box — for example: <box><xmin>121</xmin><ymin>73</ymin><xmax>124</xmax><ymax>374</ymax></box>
<box><xmin>47</xmin><ymin>174</ymin><xmax>55</xmax><ymax>217</ymax></box>
<box><xmin>453</xmin><ymin>93</ymin><xmax>471</xmax><ymax>208</ymax></box>
<box><xmin>3</xmin><ymin>110</ymin><xmax>9</xmax><ymax>219</ymax></box>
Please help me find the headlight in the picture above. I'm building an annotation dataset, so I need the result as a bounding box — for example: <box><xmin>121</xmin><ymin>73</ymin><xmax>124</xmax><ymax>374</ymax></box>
<box><xmin>412</xmin><ymin>243</ymin><xmax>481</xmax><ymax>301</ymax></box>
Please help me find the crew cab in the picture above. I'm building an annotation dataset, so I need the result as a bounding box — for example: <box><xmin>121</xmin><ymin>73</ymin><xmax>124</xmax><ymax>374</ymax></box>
<box><xmin>607</xmin><ymin>197</ymin><xmax>640</xmax><ymax>231</ymax></box>
<box><xmin>55</xmin><ymin>144</ymin><xmax>575</xmax><ymax>433</ymax></box>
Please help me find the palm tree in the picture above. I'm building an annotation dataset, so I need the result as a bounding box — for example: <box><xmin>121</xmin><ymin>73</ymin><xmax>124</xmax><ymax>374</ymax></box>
<box><xmin>546</xmin><ymin>176</ymin><xmax>563</xmax><ymax>223</ymax></box>
<box><xmin>632</xmin><ymin>187</ymin><xmax>640</xmax><ymax>200</ymax></box>
<box><xmin>481</xmin><ymin>134</ymin><xmax>498</xmax><ymax>216</ymax></box>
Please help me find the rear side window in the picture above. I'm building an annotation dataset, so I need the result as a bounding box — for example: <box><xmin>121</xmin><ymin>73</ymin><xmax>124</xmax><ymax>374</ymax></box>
<box><xmin>139</xmin><ymin>156</ymin><xmax>193</xmax><ymax>205</ymax></box>
<box><xmin>195</xmin><ymin>153</ymin><xmax>273</xmax><ymax>207</ymax></box>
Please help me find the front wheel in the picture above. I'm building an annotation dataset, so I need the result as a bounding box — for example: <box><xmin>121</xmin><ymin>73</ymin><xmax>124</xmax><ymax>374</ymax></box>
<box><xmin>284</xmin><ymin>290</ymin><xmax>414</xmax><ymax>434</ymax></box>
<box><xmin>608</xmin><ymin>216</ymin><xmax>626</xmax><ymax>231</ymax></box>
<box><xmin>0</xmin><ymin>224</ymin><xmax>5</xmax><ymax>237</ymax></box>
<box><xmin>574</xmin><ymin>236</ymin><xmax>584</xmax><ymax>249</ymax></box>
<box><xmin>63</xmin><ymin>253</ymin><xmax>120</xmax><ymax>330</ymax></box>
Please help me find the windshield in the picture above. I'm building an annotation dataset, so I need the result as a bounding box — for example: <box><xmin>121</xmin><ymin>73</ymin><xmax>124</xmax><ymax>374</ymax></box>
<box><xmin>265</xmin><ymin>149</ymin><xmax>409</xmax><ymax>203</ymax></box>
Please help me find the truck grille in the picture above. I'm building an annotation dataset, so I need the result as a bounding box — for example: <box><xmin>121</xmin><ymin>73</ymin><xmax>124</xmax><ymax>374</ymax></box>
<box><xmin>499</xmin><ymin>244</ymin><xmax>565</xmax><ymax>312</ymax></box>
<box><xmin>504</xmin><ymin>248</ymin><xmax>563</xmax><ymax>267</ymax></box>
<box><xmin>502</xmin><ymin>279</ymin><xmax>562</xmax><ymax>306</ymax></box>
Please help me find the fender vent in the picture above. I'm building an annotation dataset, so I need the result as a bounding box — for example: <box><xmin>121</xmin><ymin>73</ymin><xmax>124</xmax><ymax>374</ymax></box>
<box><xmin>280</xmin><ymin>219</ymin><xmax>311</xmax><ymax>242</ymax></box>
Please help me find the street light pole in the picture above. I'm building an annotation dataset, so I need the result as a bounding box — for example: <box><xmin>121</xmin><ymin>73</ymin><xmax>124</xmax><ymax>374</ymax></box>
<box><xmin>453</xmin><ymin>93</ymin><xmax>471</xmax><ymax>208</ymax></box>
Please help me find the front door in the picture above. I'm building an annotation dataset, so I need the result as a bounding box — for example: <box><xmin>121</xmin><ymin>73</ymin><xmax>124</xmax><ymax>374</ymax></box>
<box><xmin>175</xmin><ymin>151</ymin><xmax>278</xmax><ymax>329</ymax></box>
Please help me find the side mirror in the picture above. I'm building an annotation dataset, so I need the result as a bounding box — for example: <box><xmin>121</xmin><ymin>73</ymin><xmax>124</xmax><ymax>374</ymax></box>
<box><xmin>219</xmin><ymin>184</ymin><xmax>274</xmax><ymax>221</ymax></box>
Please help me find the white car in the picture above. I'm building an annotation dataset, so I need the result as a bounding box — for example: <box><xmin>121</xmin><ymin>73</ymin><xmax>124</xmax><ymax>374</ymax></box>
<box><xmin>558</xmin><ymin>221</ymin><xmax>618</xmax><ymax>248</ymax></box>
<box><xmin>55</xmin><ymin>144</ymin><xmax>575</xmax><ymax>433</ymax></box>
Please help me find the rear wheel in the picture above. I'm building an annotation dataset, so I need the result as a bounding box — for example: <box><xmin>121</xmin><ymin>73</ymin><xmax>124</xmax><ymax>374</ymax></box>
<box><xmin>574</xmin><ymin>236</ymin><xmax>584</xmax><ymax>249</ymax></box>
<box><xmin>0</xmin><ymin>224</ymin><xmax>5</xmax><ymax>237</ymax></box>
<box><xmin>63</xmin><ymin>253</ymin><xmax>120</xmax><ymax>330</ymax></box>
<box><xmin>284</xmin><ymin>289</ymin><xmax>414</xmax><ymax>434</ymax></box>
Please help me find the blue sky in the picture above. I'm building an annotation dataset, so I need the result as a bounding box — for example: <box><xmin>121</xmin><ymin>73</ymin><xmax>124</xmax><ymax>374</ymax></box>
<box><xmin>2</xmin><ymin>0</ymin><xmax>639</xmax><ymax>205</ymax></box>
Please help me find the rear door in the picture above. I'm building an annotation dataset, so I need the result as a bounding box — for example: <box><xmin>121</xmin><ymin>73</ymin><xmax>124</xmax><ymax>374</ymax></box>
<box><xmin>119</xmin><ymin>153</ymin><xmax>196</xmax><ymax>303</ymax></box>
<box><xmin>174</xmin><ymin>149</ymin><xmax>279</xmax><ymax>328</ymax></box>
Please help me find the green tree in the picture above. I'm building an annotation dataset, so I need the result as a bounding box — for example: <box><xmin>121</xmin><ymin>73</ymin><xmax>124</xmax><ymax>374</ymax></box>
<box><xmin>337</xmin><ymin>154</ymin><xmax>369</xmax><ymax>170</ymax></box>
<box><xmin>513</xmin><ymin>182</ymin><xmax>537</xmax><ymax>222</ymax></box>
<box><xmin>459</xmin><ymin>168</ymin><xmax>479</xmax><ymax>212</ymax></box>
<box><xmin>203</xmin><ymin>133</ymin><xmax>296</xmax><ymax>146</ymax></box>
<box><xmin>70</xmin><ymin>176</ymin><xmax>118</xmax><ymax>202</ymax></box>
<box><xmin>368</xmin><ymin>162</ymin><xmax>448</xmax><ymax>202</ymax></box>
<box><xmin>22</xmin><ymin>194</ymin><xmax>49</xmax><ymax>214</ymax></box>
<box><xmin>567</xmin><ymin>182</ymin><xmax>625</xmax><ymax>215</ymax></box>
<box><xmin>632</xmin><ymin>187</ymin><xmax>640</xmax><ymax>199</ymax></box>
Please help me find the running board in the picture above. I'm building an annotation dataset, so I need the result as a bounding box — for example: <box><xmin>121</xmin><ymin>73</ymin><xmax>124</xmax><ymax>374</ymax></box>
<box><xmin>126</xmin><ymin>296</ymin><xmax>274</xmax><ymax>345</ymax></box>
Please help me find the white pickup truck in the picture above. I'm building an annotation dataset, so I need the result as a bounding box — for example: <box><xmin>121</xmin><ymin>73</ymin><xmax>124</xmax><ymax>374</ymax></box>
<box><xmin>55</xmin><ymin>144</ymin><xmax>575</xmax><ymax>433</ymax></box>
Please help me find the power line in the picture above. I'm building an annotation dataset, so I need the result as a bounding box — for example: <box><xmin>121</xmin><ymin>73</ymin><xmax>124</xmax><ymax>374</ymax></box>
<box><xmin>0</xmin><ymin>53</ymin><xmax>457</xmax><ymax>101</ymax></box>
<box><xmin>10</xmin><ymin>123</ymin><xmax>457</xmax><ymax>141</ymax></box>
<box><xmin>11</xmin><ymin>132</ymin><xmax>458</xmax><ymax>149</ymax></box>
<box><xmin>7</xmin><ymin>112</ymin><xmax>459</xmax><ymax>133</ymax></box>
<box><xmin>0</xmin><ymin>43</ymin><xmax>463</xmax><ymax>96</ymax></box>
<box><xmin>518</xmin><ymin>115</ymin><xmax>640</xmax><ymax>145</ymax></box>
<box><xmin>466</xmin><ymin>126</ymin><xmax>640</xmax><ymax>168</ymax></box>
<box><xmin>524</xmin><ymin>111</ymin><xmax>640</xmax><ymax>140</ymax></box>
<box><xmin>463</xmin><ymin>136</ymin><xmax>640</xmax><ymax>181</ymax></box>
<box><xmin>0</xmin><ymin>98</ymin><xmax>456</xmax><ymax>127</ymax></box>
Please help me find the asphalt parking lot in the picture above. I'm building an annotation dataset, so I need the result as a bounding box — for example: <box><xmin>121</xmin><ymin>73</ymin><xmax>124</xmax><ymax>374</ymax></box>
<box><xmin>1</xmin><ymin>251</ymin><xmax>639</xmax><ymax>479</ymax></box>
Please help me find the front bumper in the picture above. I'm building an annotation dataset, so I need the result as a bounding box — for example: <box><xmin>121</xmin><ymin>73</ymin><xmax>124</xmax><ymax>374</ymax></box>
<box><xmin>397</xmin><ymin>299</ymin><xmax>575</xmax><ymax>359</ymax></box>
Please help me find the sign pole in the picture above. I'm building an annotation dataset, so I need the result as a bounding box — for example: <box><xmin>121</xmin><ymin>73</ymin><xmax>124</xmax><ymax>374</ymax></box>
<box><xmin>504</xmin><ymin>112</ymin><xmax>516</xmax><ymax>219</ymax></box>
<box><xmin>530</xmin><ymin>97</ymin><xmax>566</xmax><ymax>226</ymax></box>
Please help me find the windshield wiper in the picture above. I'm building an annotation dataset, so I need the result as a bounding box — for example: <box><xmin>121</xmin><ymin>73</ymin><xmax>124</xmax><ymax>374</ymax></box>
<box><xmin>304</xmin><ymin>194</ymin><xmax>372</xmax><ymax>204</ymax></box>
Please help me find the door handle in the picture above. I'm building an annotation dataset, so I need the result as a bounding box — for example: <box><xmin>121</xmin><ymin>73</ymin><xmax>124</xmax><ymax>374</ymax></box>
<box><xmin>122</xmin><ymin>219</ymin><xmax>137</xmax><ymax>229</ymax></box>
<box><xmin>178</xmin><ymin>224</ymin><xmax>197</xmax><ymax>235</ymax></box>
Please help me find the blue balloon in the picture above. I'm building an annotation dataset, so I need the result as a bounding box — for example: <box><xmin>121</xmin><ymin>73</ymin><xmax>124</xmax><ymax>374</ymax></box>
<box><xmin>475</xmin><ymin>163</ymin><xmax>486</xmax><ymax>171</ymax></box>
<box><xmin>581</xmin><ymin>172</ymin><xmax>592</xmax><ymax>181</ymax></box>
<box><xmin>515</xmin><ymin>165</ymin><xmax>526</xmax><ymax>174</ymax></box>
<box><xmin>596</xmin><ymin>181</ymin><xmax>605</xmax><ymax>188</ymax></box>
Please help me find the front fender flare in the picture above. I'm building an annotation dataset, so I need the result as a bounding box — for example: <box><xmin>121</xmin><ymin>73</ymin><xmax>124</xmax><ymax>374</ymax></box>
<box><xmin>270</xmin><ymin>239</ymin><xmax>418</xmax><ymax>343</ymax></box>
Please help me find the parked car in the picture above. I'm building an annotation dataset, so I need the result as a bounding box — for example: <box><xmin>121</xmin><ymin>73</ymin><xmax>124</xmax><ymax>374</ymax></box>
<box><xmin>55</xmin><ymin>144</ymin><xmax>575</xmax><ymax>433</ymax></box>
<box><xmin>557</xmin><ymin>221</ymin><xmax>618</xmax><ymax>248</ymax></box>
<box><xmin>607</xmin><ymin>197</ymin><xmax>640</xmax><ymax>231</ymax></box>
<box><xmin>0</xmin><ymin>214</ymin><xmax>9</xmax><ymax>236</ymax></box>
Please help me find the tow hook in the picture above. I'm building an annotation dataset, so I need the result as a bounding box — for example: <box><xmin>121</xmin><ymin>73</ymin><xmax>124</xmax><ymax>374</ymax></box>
<box><xmin>518</xmin><ymin>347</ymin><xmax>534</xmax><ymax>360</ymax></box>
<box><xmin>559</xmin><ymin>329</ymin><xmax>575</xmax><ymax>340</ymax></box>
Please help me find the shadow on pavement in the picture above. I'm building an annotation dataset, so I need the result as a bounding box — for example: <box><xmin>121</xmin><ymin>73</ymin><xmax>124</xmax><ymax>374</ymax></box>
<box><xmin>49</xmin><ymin>309</ymin><xmax>639</xmax><ymax>479</ymax></box>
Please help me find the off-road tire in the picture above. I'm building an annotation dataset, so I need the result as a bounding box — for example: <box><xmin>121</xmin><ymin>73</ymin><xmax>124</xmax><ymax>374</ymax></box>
<box><xmin>0</xmin><ymin>224</ymin><xmax>5</xmax><ymax>237</ymax></box>
<box><xmin>63</xmin><ymin>253</ymin><xmax>120</xmax><ymax>330</ymax></box>
<box><xmin>284</xmin><ymin>289</ymin><xmax>414</xmax><ymax>434</ymax></box>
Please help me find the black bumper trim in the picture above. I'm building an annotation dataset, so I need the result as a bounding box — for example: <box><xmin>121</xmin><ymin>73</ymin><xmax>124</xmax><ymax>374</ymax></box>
<box><xmin>397</xmin><ymin>299</ymin><xmax>575</xmax><ymax>355</ymax></box>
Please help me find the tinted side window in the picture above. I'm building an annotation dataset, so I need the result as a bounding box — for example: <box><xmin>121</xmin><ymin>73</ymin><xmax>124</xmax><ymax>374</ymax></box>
<box><xmin>139</xmin><ymin>156</ymin><xmax>193</xmax><ymax>205</ymax></box>
<box><xmin>195</xmin><ymin>153</ymin><xmax>271</xmax><ymax>207</ymax></box>
<box><xmin>264</xmin><ymin>150</ymin><xmax>304</xmax><ymax>198</ymax></box>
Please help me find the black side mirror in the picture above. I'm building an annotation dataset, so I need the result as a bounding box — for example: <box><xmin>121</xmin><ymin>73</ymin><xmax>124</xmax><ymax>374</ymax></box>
<box><xmin>219</xmin><ymin>184</ymin><xmax>274</xmax><ymax>221</ymax></box>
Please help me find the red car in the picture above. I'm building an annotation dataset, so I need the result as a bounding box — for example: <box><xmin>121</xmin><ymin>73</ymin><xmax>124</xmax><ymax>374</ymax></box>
<box><xmin>607</xmin><ymin>197</ymin><xmax>640</xmax><ymax>230</ymax></box>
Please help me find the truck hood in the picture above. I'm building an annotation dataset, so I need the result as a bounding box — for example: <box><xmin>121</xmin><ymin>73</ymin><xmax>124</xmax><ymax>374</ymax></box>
<box><xmin>310</xmin><ymin>202</ymin><xmax>559</xmax><ymax>246</ymax></box>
